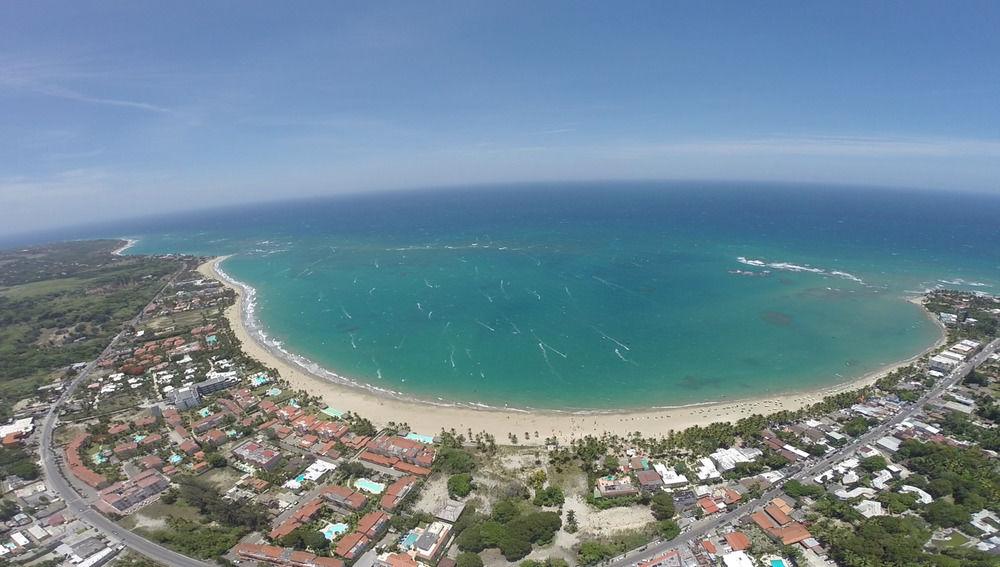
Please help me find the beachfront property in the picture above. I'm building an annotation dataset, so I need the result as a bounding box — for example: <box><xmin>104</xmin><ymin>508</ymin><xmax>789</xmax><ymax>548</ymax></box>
<box><xmin>366</xmin><ymin>435</ymin><xmax>436</xmax><ymax>468</ymax></box>
<box><xmin>595</xmin><ymin>475</ymin><xmax>639</xmax><ymax>498</ymax></box>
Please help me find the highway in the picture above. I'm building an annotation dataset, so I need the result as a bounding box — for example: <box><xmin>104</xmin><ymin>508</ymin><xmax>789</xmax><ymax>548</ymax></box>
<box><xmin>607</xmin><ymin>337</ymin><xmax>1000</xmax><ymax>567</ymax></box>
<box><xmin>38</xmin><ymin>264</ymin><xmax>216</xmax><ymax>567</ymax></box>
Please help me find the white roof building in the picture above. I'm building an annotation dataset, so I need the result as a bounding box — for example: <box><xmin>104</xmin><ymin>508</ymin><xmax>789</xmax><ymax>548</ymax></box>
<box><xmin>709</xmin><ymin>447</ymin><xmax>763</xmax><ymax>472</ymax></box>
<box><xmin>721</xmin><ymin>551</ymin><xmax>755</xmax><ymax>567</ymax></box>
<box><xmin>854</xmin><ymin>499</ymin><xmax>885</xmax><ymax>518</ymax></box>
<box><xmin>900</xmin><ymin>485</ymin><xmax>932</xmax><ymax>504</ymax></box>
<box><xmin>0</xmin><ymin>418</ymin><xmax>34</xmax><ymax>439</ymax></box>
<box><xmin>652</xmin><ymin>463</ymin><xmax>689</xmax><ymax>487</ymax></box>
<box><xmin>695</xmin><ymin>457</ymin><xmax>721</xmax><ymax>482</ymax></box>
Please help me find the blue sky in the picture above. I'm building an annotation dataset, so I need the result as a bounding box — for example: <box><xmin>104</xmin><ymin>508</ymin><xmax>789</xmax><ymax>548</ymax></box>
<box><xmin>2</xmin><ymin>1</ymin><xmax>999</xmax><ymax>235</ymax></box>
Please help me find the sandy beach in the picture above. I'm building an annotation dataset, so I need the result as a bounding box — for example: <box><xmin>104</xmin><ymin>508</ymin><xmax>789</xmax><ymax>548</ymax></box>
<box><xmin>198</xmin><ymin>257</ymin><xmax>946</xmax><ymax>444</ymax></box>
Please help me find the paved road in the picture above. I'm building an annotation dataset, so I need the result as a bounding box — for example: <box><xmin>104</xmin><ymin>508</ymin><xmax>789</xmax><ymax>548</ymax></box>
<box><xmin>39</xmin><ymin>264</ymin><xmax>216</xmax><ymax>567</ymax></box>
<box><xmin>607</xmin><ymin>338</ymin><xmax>1000</xmax><ymax>567</ymax></box>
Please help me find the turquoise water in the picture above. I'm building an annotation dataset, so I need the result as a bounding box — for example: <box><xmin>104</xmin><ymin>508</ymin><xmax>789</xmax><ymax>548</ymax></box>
<box><xmin>321</xmin><ymin>522</ymin><xmax>349</xmax><ymax>540</ymax></box>
<box><xmin>401</xmin><ymin>531</ymin><xmax>419</xmax><ymax>549</ymax></box>
<box><xmin>405</xmin><ymin>433</ymin><xmax>435</xmax><ymax>444</ymax></box>
<box><xmin>122</xmin><ymin>183</ymin><xmax>1000</xmax><ymax>410</ymax></box>
<box><xmin>355</xmin><ymin>478</ymin><xmax>386</xmax><ymax>494</ymax></box>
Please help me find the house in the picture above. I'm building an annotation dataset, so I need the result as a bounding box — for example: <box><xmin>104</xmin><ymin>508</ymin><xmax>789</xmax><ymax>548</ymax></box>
<box><xmin>595</xmin><ymin>476</ymin><xmax>638</xmax><ymax>498</ymax></box>
<box><xmin>108</xmin><ymin>422</ymin><xmax>131</xmax><ymax>436</ymax></box>
<box><xmin>381</xmin><ymin>476</ymin><xmax>419</xmax><ymax>511</ymax></box>
<box><xmin>113</xmin><ymin>442</ymin><xmax>138</xmax><ymax>459</ymax></box>
<box><xmin>98</xmin><ymin>469</ymin><xmax>169</xmax><ymax>514</ymax></box>
<box><xmin>334</xmin><ymin>533</ymin><xmax>370</xmax><ymax>561</ymax></box>
<box><xmin>233</xmin><ymin>440</ymin><xmax>282</xmax><ymax>471</ymax></box>
<box><xmin>171</xmin><ymin>386</ymin><xmax>201</xmax><ymax>410</ymax></box>
<box><xmin>321</xmin><ymin>485</ymin><xmax>367</xmax><ymax>512</ymax></box>
<box><xmin>709</xmin><ymin>447</ymin><xmax>763</xmax><ymax>472</ymax></box>
<box><xmin>65</xmin><ymin>434</ymin><xmax>109</xmax><ymax>488</ymax></box>
<box><xmin>412</xmin><ymin>521</ymin><xmax>451</xmax><ymax>562</ymax></box>
<box><xmin>179</xmin><ymin>439</ymin><xmax>200</xmax><ymax>455</ymax></box>
<box><xmin>234</xmin><ymin>543</ymin><xmax>344</xmax><ymax>567</ymax></box>
<box><xmin>697</xmin><ymin>497</ymin><xmax>719</xmax><ymax>515</ymax></box>
<box><xmin>139</xmin><ymin>455</ymin><xmax>164</xmax><ymax>470</ymax></box>
<box><xmin>750</xmin><ymin>499</ymin><xmax>813</xmax><ymax>545</ymax></box>
<box><xmin>636</xmin><ymin>469</ymin><xmax>664</xmax><ymax>492</ymax></box>
<box><xmin>192</xmin><ymin>411</ymin><xmax>226</xmax><ymax>434</ymax></box>
<box><xmin>723</xmin><ymin>532</ymin><xmax>751</xmax><ymax>552</ymax></box>
<box><xmin>202</xmin><ymin>428</ymin><xmax>228</xmax><ymax>448</ymax></box>
<box><xmin>374</xmin><ymin>552</ymin><xmax>424</xmax><ymax>567</ymax></box>
<box><xmin>357</xmin><ymin>510</ymin><xmax>391</xmax><ymax>539</ymax></box>
<box><xmin>652</xmin><ymin>463</ymin><xmax>689</xmax><ymax>488</ymax></box>
<box><xmin>367</xmin><ymin>435</ymin><xmax>436</xmax><ymax>468</ymax></box>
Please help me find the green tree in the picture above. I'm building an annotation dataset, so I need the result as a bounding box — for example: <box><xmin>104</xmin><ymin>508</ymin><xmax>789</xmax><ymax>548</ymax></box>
<box><xmin>533</xmin><ymin>486</ymin><xmax>565</xmax><ymax>507</ymax></box>
<box><xmin>449</xmin><ymin>473</ymin><xmax>474</xmax><ymax>498</ymax></box>
<box><xmin>456</xmin><ymin>552</ymin><xmax>484</xmax><ymax>567</ymax></box>
<box><xmin>657</xmin><ymin>519</ymin><xmax>680</xmax><ymax>540</ymax></box>
<box><xmin>649</xmin><ymin>492</ymin><xmax>675</xmax><ymax>520</ymax></box>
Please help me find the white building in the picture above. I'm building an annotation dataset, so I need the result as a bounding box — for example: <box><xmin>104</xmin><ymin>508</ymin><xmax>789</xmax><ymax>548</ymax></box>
<box><xmin>652</xmin><ymin>463</ymin><xmax>689</xmax><ymax>488</ymax></box>
<box><xmin>709</xmin><ymin>447</ymin><xmax>763</xmax><ymax>472</ymax></box>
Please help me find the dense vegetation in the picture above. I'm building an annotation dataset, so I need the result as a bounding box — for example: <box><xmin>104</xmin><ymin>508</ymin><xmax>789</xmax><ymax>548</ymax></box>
<box><xmin>0</xmin><ymin>240</ymin><xmax>183</xmax><ymax>418</ymax></box>
<box><xmin>146</xmin><ymin>476</ymin><xmax>270</xmax><ymax>558</ymax></box>
<box><xmin>455</xmin><ymin>499</ymin><xmax>562</xmax><ymax>561</ymax></box>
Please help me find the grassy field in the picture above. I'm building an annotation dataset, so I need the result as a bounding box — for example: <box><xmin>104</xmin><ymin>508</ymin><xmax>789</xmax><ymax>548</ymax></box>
<box><xmin>0</xmin><ymin>240</ymin><xmax>186</xmax><ymax>419</ymax></box>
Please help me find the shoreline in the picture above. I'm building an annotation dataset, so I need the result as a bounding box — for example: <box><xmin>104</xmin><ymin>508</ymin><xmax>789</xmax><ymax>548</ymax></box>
<box><xmin>197</xmin><ymin>256</ymin><xmax>947</xmax><ymax>444</ymax></box>
<box><xmin>112</xmin><ymin>238</ymin><xmax>138</xmax><ymax>256</ymax></box>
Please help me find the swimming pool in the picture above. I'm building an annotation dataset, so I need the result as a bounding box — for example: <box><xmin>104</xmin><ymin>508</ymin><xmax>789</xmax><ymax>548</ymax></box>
<box><xmin>404</xmin><ymin>432</ymin><xmax>435</xmax><ymax>444</ymax></box>
<box><xmin>169</xmin><ymin>454</ymin><xmax>183</xmax><ymax>464</ymax></box>
<box><xmin>132</xmin><ymin>434</ymin><xmax>146</xmax><ymax>443</ymax></box>
<box><xmin>400</xmin><ymin>531</ymin><xmax>419</xmax><ymax>549</ymax></box>
<box><xmin>770</xmin><ymin>560</ymin><xmax>787</xmax><ymax>567</ymax></box>
<box><xmin>251</xmin><ymin>373</ymin><xmax>270</xmax><ymax>386</ymax></box>
<box><xmin>321</xmin><ymin>522</ymin><xmax>349</xmax><ymax>541</ymax></box>
<box><xmin>266</xmin><ymin>387</ymin><xmax>283</xmax><ymax>397</ymax></box>
<box><xmin>354</xmin><ymin>478</ymin><xmax>386</xmax><ymax>494</ymax></box>
<box><xmin>198</xmin><ymin>407</ymin><xmax>212</xmax><ymax>417</ymax></box>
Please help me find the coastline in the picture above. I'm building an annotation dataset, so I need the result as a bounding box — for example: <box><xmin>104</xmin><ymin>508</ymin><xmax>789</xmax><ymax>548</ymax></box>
<box><xmin>112</xmin><ymin>238</ymin><xmax>138</xmax><ymax>256</ymax></box>
<box><xmin>198</xmin><ymin>256</ymin><xmax>947</xmax><ymax>444</ymax></box>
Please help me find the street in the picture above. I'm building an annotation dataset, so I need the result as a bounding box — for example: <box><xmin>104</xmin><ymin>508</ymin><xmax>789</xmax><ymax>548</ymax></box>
<box><xmin>38</xmin><ymin>265</ymin><xmax>216</xmax><ymax>567</ymax></box>
<box><xmin>607</xmin><ymin>338</ymin><xmax>1000</xmax><ymax>567</ymax></box>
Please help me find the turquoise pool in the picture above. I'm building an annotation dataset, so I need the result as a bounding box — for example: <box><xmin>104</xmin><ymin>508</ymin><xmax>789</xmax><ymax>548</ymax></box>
<box><xmin>169</xmin><ymin>454</ymin><xmax>183</xmax><ymax>464</ymax></box>
<box><xmin>401</xmin><ymin>531</ymin><xmax>419</xmax><ymax>549</ymax></box>
<box><xmin>771</xmin><ymin>561</ymin><xmax>787</xmax><ymax>567</ymax></box>
<box><xmin>404</xmin><ymin>433</ymin><xmax>434</xmax><ymax>444</ymax></box>
<box><xmin>321</xmin><ymin>522</ymin><xmax>349</xmax><ymax>541</ymax></box>
<box><xmin>354</xmin><ymin>478</ymin><xmax>386</xmax><ymax>494</ymax></box>
<box><xmin>132</xmin><ymin>434</ymin><xmax>146</xmax><ymax>443</ymax></box>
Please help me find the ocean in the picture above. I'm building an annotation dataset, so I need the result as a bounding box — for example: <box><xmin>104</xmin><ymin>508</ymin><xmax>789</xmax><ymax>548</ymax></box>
<box><xmin>119</xmin><ymin>182</ymin><xmax>1000</xmax><ymax>410</ymax></box>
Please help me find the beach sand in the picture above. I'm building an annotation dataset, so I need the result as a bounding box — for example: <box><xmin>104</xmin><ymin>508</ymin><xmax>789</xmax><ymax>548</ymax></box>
<box><xmin>198</xmin><ymin>257</ymin><xmax>946</xmax><ymax>444</ymax></box>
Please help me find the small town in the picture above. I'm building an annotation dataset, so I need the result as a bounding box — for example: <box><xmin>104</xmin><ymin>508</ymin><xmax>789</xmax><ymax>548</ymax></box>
<box><xmin>0</xmin><ymin>242</ymin><xmax>998</xmax><ymax>567</ymax></box>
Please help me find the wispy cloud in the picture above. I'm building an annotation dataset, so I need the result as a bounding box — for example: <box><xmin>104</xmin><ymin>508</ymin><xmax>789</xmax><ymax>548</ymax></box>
<box><xmin>0</xmin><ymin>56</ymin><xmax>174</xmax><ymax>115</ymax></box>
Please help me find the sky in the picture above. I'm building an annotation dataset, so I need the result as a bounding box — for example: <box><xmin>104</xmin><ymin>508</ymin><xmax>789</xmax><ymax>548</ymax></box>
<box><xmin>2</xmin><ymin>1</ymin><xmax>1000</xmax><ymax>236</ymax></box>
